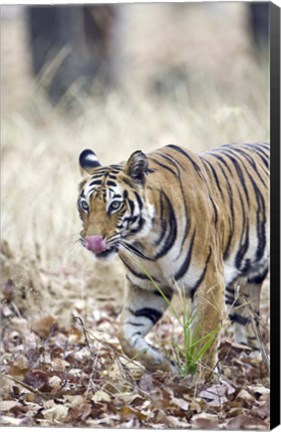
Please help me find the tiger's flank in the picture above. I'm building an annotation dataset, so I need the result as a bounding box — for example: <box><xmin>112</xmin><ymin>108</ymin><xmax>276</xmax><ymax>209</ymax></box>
<box><xmin>77</xmin><ymin>143</ymin><xmax>269</xmax><ymax>375</ymax></box>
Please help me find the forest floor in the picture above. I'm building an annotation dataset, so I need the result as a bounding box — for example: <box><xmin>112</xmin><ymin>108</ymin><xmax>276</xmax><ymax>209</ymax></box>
<box><xmin>1</xmin><ymin>241</ymin><xmax>270</xmax><ymax>428</ymax></box>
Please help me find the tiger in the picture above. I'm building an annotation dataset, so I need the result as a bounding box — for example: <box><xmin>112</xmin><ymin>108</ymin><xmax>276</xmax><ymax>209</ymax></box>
<box><xmin>77</xmin><ymin>142</ymin><xmax>269</xmax><ymax>375</ymax></box>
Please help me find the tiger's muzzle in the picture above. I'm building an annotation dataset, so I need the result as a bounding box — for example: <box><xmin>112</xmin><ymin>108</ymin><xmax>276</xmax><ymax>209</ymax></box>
<box><xmin>83</xmin><ymin>235</ymin><xmax>119</xmax><ymax>260</ymax></box>
<box><xmin>85</xmin><ymin>235</ymin><xmax>107</xmax><ymax>253</ymax></box>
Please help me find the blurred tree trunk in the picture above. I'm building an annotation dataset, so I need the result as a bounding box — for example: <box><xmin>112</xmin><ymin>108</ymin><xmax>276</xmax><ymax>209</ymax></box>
<box><xmin>248</xmin><ymin>2</ymin><xmax>269</xmax><ymax>48</ymax></box>
<box><xmin>27</xmin><ymin>5</ymin><xmax>120</xmax><ymax>105</ymax></box>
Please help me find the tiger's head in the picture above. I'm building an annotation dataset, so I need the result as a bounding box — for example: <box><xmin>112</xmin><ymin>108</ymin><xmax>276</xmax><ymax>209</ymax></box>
<box><xmin>77</xmin><ymin>149</ymin><xmax>154</xmax><ymax>261</ymax></box>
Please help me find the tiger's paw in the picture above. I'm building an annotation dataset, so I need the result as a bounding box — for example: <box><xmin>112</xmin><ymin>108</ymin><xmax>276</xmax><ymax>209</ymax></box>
<box><xmin>119</xmin><ymin>334</ymin><xmax>177</xmax><ymax>375</ymax></box>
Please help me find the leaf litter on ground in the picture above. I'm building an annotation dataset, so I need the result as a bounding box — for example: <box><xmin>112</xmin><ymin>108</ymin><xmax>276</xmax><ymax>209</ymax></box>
<box><xmin>1</xmin><ymin>248</ymin><xmax>270</xmax><ymax>428</ymax></box>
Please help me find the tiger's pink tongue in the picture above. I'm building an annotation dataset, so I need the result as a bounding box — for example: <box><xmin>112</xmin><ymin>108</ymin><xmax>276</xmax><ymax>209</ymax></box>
<box><xmin>85</xmin><ymin>236</ymin><xmax>107</xmax><ymax>253</ymax></box>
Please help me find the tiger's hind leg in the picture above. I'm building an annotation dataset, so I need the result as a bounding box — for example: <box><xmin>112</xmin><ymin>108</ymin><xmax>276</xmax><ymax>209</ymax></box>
<box><xmin>228</xmin><ymin>269</ymin><xmax>268</xmax><ymax>353</ymax></box>
<box><xmin>118</xmin><ymin>281</ymin><xmax>175</xmax><ymax>373</ymax></box>
<box><xmin>226</xmin><ymin>281</ymin><xmax>251</xmax><ymax>346</ymax></box>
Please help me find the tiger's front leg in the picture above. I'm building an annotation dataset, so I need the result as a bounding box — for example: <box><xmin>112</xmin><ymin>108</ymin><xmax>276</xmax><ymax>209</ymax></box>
<box><xmin>190</xmin><ymin>266</ymin><xmax>225</xmax><ymax>377</ymax></box>
<box><xmin>119</xmin><ymin>281</ymin><xmax>175</xmax><ymax>373</ymax></box>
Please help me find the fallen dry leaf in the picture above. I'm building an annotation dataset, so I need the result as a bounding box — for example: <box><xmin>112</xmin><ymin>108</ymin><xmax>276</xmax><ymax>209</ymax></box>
<box><xmin>115</xmin><ymin>392</ymin><xmax>141</xmax><ymax>404</ymax></box>
<box><xmin>165</xmin><ymin>415</ymin><xmax>191</xmax><ymax>428</ymax></box>
<box><xmin>0</xmin><ymin>415</ymin><xmax>25</xmax><ymax>426</ymax></box>
<box><xmin>227</xmin><ymin>407</ymin><xmax>247</xmax><ymax>417</ymax></box>
<box><xmin>236</xmin><ymin>388</ymin><xmax>255</xmax><ymax>403</ymax></box>
<box><xmin>23</xmin><ymin>369</ymin><xmax>50</xmax><ymax>391</ymax></box>
<box><xmin>138</xmin><ymin>372</ymin><xmax>154</xmax><ymax>392</ymax></box>
<box><xmin>118</xmin><ymin>405</ymin><xmax>148</xmax><ymax>421</ymax></box>
<box><xmin>198</xmin><ymin>383</ymin><xmax>228</xmax><ymax>406</ymax></box>
<box><xmin>67</xmin><ymin>403</ymin><xmax>92</xmax><ymax>422</ymax></box>
<box><xmin>254</xmin><ymin>402</ymin><xmax>270</xmax><ymax>419</ymax></box>
<box><xmin>9</xmin><ymin>356</ymin><xmax>29</xmax><ymax>379</ymax></box>
<box><xmin>226</xmin><ymin>414</ymin><xmax>268</xmax><ymax>430</ymax></box>
<box><xmin>219</xmin><ymin>377</ymin><xmax>236</xmax><ymax>395</ymax></box>
<box><xmin>91</xmin><ymin>389</ymin><xmax>111</xmax><ymax>403</ymax></box>
<box><xmin>64</xmin><ymin>395</ymin><xmax>85</xmax><ymax>409</ymax></box>
<box><xmin>248</xmin><ymin>385</ymin><xmax>270</xmax><ymax>396</ymax></box>
<box><xmin>170</xmin><ymin>396</ymin><xmax>189</xmax><ymax>411</ymax></box>
<box><xmin>31</xmin><ymin>316</ymin><xmax>58</xmax><ymax>339</ymax></box>
<box><xmin>0</xmin><ymin>400</ymin><xmax>20</xmax><ymax>412</ymax></box>
<box><xmin>191</xmin><ymin>413</ymin><xmax>219</xmax><ymax>429</ymax></box>
<box><xmin>48</xmin><ymin>375</ymin><xmax>62</xmax><ymax>391</ymax></box>
<box><xmin>42</xmin><ymin>404</ymin><xmax>69</xmax><ymax>422</ymax></box>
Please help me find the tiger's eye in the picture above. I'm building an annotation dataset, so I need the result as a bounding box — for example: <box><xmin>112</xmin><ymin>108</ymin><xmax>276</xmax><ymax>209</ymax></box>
<box><xmin>80</xmin><ymin>200</ymin><xmax>89</xmax><ymax>212</ymax></box>
<box><xmin>109</xmin><ymin>201</ymin><xmax>122</xmax><ymax>212</ymax></box>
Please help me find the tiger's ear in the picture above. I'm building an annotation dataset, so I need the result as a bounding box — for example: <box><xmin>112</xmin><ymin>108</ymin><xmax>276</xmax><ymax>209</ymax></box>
<box><xmin>124</xmin><ymin>150</ymin><xmax>148</xmax><ymax>184</ymax></box>
<box><xmin>79</xmin><ymin>149</ymin><xmax>101</xmax><ymax>175</ymax></box>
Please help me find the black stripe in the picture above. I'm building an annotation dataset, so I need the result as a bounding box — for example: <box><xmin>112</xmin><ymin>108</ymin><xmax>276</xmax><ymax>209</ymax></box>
<box><xmin>122</xmin><ymin>242</ymin><xmax>155</xmax><ymax>261</ymax></box>
<box><xmin>210</xmin><ymin>158</ymin><xmax>235</xmax><ymax>260</ymax></box>
<box><xmin>120</xmin><ymin>257</ymin><xmax>153</xmax><ymax>280</ymax></box>
<box><xmin>89</xmin><ymin>179</ymin><xmax>102</xmax><ymax>186</ymax></box>
<box><xmin>129</xmin><ymin>307</ymin><xmax>162</xmax><ymax>324</ymax></box>
<box><xmin>134</xmin><ymin>191</ymin><xmax>143</xmax><ymax>210</ymax></box>
<box><xmin>220</xmin><ymin>151</ymin><xmax>250</xmax><ymax>206</ymax></box>
<box><xmin>154</xmin><ymin>191</ymin><xmax>167</xmax><ymax>247</ymax></box>
<box><xmin>166</xmin><ymin>144</ymin><xmax>203</xmax><ymax>177</ymax></box>
<box><xmin>129</xmin><ymin>216</ymin><xmax>145</xmax><ymax>234</ymax></box>
<box><xmin>132</xmin><ymin>331</ymin><xmax>142</xmax><ymax>337</ymax></box>
<box><xmin>227</xmin><ymin>148</ymin><xmax>268</xmax><ymax>187</ymax></box>
<box><xmin>154</xmin><ymin>190</ymin><xmax>177</xmax><ymax>259</ymax></box>
<box><xmin>241</xmin><ymin>144</ymin><xmax>269</xmax><ymax>168</ymax></box>
<box><xmin>153</xmin><ymin>152</ymin><xmax>190</xmax><ymax>256</ymax></box>
<box><xmin>229</xmin><ymin>313</ymin><xmax>250</xmax><ymax>325</ymax></box>
<box><xmin>110</xmin><ymin>164</ymin><xmax>123</xmax><ymax>170</ymax></box>
<box><xmin>235</xmin><ymin>189</ymin><xmax>249</xmax><ymax>269</ymax></box>
<box><xmin>225</xmin><ymin>293</ymin><xmax>235</xmax><ymax>302</ymax></box>
<box><xmin>157</xmin><ymin>153</ymin><xmax>190</xmax><ymax>256</ymax></box>
<box><xmin>200</xmin><ymin>157</ymin><xmax>225</xmax><ymax>200</ymax></box>
<box><xmin>241</xmin><ymin>258</ymin><xmax>251</xmax><ymax>274</ymax></box>
<box><xmin>230</xmin><ymin>146</ymin><xmax>268</xmax><ymax>183</ymax></box>
<box><xmin>149</xmin><ymin>157</ymin><xmax>178</xmax><ymax>178</ymax></box>
<box><xmin>226</xmin><ymin>286</ymin><xmax>235</xmax><ymax>294</ymax></box>
<box><xmin>127</xmin><ymin>198</ymin><xmax>135</xmax><ymax>215</ymax></box>
<box><xmin>158</xmin><ymin>152</ymin><xmax>184</xmax><ymax>170</ymax></box>
<box><xmin>107</xmin><ymin>180</ymin><xmax>116</xmax><ymax>187</ymax></box>
<box><xmin>126</xmin><ymin>321</ymin><xmax>145</xmax><ymax>327</ymax></box>
<box><xmin>226</xmin><ymin>298</ymin><xmax>241</xmax><ymax>307</ymax></box>
<box><xmin>246</xmin><ymin>171</ymin><xmax>267</xmax><ymax>261</ymax></box>
<box><xmin>153</xmin><ymin>289</ymin><xmax>173</xmax><ymax>301</ymax></box>
<box><xmin>235</xmin><ymin>220</ymin><xmax>249</xmax><ymax>270</ymax></box>
<box><xmin>175</xmin><ymin>230</ymin><xmax>196</xmax><ymax>280</ymax></box>
<box><xmin>247</xmin><ymin>267</ymin><xmax>268</xmax><ymax>284</ymax></box>
<box><xmin>190</xmin><ymin>247</ymin><xmax>212</xmax><ymax>301</ymax></box>
<box><xmin>209</xmin><ymin>195</ymin><xmax>218</xmax><ymax>225</ymax></box>
<box><xmin>225</xmin><ymin>299</ymin><xmax>235</xmax><ymax>306</ymax></box>
<box><xmin>209</xmin><ymin>153</ymin><xmax>234</xmax><ymax>177</ymax></box>
<box><xmin>90</xmin><ymin>169</ymin><xmax>107</xmax><ymax>176</ymax></box>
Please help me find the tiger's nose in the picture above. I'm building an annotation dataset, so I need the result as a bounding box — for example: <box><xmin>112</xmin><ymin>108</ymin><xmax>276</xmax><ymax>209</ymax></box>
<box><xmin>85</xmin><ymin>235</ymin><xmax>107</xmax><ymax>253</ymax></box>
